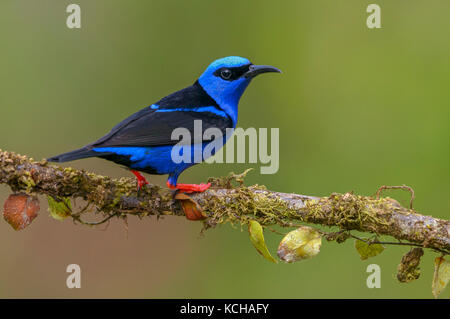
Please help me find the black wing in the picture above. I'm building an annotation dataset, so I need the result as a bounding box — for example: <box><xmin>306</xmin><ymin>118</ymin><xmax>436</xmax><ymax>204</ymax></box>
<box><xmin>88</xmin><ymin>82</ymin><xmax>232</xmax><ymax>148</ymax></box>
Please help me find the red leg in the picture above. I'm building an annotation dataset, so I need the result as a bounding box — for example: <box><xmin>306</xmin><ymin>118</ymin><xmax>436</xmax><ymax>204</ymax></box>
<box><xmin>166</xmin><ymin>181</ymin><xmax>211</xmax><ymax>193</ymax></box>
<box><xmin>131</xmin><ymin>170</ymin><xmax>149</xmax><ymax>191</ymax></box>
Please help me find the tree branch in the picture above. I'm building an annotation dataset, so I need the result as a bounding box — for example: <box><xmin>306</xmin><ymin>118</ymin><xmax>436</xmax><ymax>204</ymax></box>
<box><xmin>0</xmin><ymin>149</ymin><xmax>448</xmax><ymax>254</ymax></box>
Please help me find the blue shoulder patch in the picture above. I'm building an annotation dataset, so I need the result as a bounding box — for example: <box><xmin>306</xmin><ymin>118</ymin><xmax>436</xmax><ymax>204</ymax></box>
<box><xmin>155</xmin><ymin>105</ymin><xmax>228</xmax><ymax>118</ymax></box>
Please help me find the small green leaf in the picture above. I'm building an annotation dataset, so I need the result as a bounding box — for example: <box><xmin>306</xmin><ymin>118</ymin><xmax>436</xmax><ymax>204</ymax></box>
<box><xmin>354</xmin><ymin>239</ymin><xmax>385</xmax><ymax>260</ymax></box>
<box><xmin>432</xmin><ymin>257</ymin><xmax>450</xmax><ymax>299</ymax></box>
<box><xmin>277</xmin><ymin>226</ymin><xmax>322</xmax><ymax>263</ymax></box>
<box><xmin>248</xmin><ymin>220</ymin><xmax>277</xmax><ymax>264</ymax></box>
<box><xmin>47</xmin><ymin>196</ymin><xmax>72</xmax><ymax>221</ymax></box>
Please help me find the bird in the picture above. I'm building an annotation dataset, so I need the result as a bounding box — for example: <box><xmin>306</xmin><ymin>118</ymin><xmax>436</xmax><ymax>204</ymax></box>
<box><xmin>48</xmin><ymin>56</ymin><xmax>281</xmax><ymax>193</ymax></box>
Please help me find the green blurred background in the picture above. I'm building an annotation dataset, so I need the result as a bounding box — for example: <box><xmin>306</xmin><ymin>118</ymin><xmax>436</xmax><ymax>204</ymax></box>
<box><xmin>0</xmin><ymin>0</ymin><xmax>449</xmax><ymax>298</ymax></box>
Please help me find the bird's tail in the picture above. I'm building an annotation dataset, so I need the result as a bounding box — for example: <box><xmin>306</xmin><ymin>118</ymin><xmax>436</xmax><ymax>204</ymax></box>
<box><xmin>47</xmin><ymin>147</ymin><xmax>103</xmax><ymax>163</ymax></box>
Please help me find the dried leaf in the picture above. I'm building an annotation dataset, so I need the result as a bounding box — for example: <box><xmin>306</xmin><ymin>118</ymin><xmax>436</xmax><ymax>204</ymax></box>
<box><xmin>354</xmin><ymin>239</ymin><xmax>385</xmax><ymax>260</ymax></box>
<box><xmin>432</xmin><ymin>257</ymin><xmax>450</xmax><ymax>298</ymax></box>
<box><xmin>3</xmin><ymin>193</ymin><xmax>39</xmax><ymax>230</ymax></box>
<box><xmin>47</xmin><ymin>196</ymin><xmax>71</xmax><ymax>221</ymax></box>
<box><xmin>248</xmin><ymin>220</ymin><xmax>277</xmax><ymax>264</ymax></box>
<box><xmin>277</xmin><ymin>226</ymin><xmax>322</xmax><ymax>263</ymax></box>
<box><xmin>175</xmin><ymin>193</ymin><xmax>206</xmax><ymax>221</ymax></box>
<box><xmin>397</xmin><ymin>248</ymin><xmax>424</xmax><ymax>283</ymax></box>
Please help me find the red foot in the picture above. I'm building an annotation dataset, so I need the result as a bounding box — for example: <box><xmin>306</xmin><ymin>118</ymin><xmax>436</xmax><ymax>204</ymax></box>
<box><xmin>166</xmin><ymin>181</ymin><xmax>211</xmax><ymax>193</ymax></box>
<box><xmin>131</xmin><ymin>170</ymin><xmax>149</xmax><ymax>190</ymax></box>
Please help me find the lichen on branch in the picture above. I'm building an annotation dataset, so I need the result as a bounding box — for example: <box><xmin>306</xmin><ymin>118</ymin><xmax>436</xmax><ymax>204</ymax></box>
<box><xmin>0</xmin><ymin>149</ymin><xmax>449</xmax><ymax>255</ymax></box>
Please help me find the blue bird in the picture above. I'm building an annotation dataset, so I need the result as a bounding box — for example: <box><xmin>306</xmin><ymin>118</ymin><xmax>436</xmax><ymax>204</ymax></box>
<box><xmin>48</xmin><ymin>56</ymin><xmax>281</xmax><ymax>193</ymax></box>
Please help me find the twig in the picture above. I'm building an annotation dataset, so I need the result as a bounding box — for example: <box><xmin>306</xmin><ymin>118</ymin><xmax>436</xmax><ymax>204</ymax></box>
<box><xmin>349</xmin><ymin>233</ymin><xmax>447</xmax><ymax>255</ymax></box>
<box><xmin>376</xmin><ymin>185</ymin><xmax>415</xmax><ymax>209</ymax></box>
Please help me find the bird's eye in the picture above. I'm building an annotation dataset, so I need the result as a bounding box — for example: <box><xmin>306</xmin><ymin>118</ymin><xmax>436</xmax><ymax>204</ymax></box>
<box><xmin>220</xmin><ymin>68</ymin><xmax>232</xmax><ymax>80</ymax></box>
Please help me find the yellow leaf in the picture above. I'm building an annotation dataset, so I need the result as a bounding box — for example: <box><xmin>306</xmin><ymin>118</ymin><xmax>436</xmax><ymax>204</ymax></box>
<box><xmin>432</xmin><ymin>257</ymin><xmax>450</xmax><ymax>299</ymax></box>
<box><xmin>47</xmin><ymin>196</ymin><xmax>72</xmax><ymax>221</ymax></box>
<box><xmin>277</xmin><ymin>226</ymin><xmax>322</xmax><ymax>263</ymax></box>
<box><xmin>354</xmin><ymin>239</ymin><xmax>385</xmax><ymax>260</ymax></box>
<box><xmin>248</xmin><ymin>220</ymin><xmax>277</xmax><ymax>264</ymax></box>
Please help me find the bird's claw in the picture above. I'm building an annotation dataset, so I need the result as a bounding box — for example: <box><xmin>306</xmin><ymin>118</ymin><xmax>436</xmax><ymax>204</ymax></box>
<box><xmin>166</xmin><ymin>181</ymin><xmax>211</xmax><ymax>193</ymax></box>
<box><xmin>131</xmin><ymin>170</ymin><xmax>149</xmax><ymax>192</ymax></box>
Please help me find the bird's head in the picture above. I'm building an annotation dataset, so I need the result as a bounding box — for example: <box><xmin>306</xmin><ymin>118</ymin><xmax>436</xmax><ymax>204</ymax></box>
<box><xmin>198</xmin><ymin>56</ymin><xmax>281</xmax><ymax>125</ymax></box>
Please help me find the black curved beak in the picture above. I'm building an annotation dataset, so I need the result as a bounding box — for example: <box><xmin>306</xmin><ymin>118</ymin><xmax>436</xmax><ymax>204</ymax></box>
<box><xmin>244</xmin><ymin>64</ymin><xmax>282</xmax><ymax>79</ymax></box>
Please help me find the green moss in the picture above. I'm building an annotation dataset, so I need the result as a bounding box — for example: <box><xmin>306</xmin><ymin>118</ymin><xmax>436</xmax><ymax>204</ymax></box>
<box><xmin>18</xmin><ymin>170</ymin><xmax>36</xmax><ymax>192</ymax></box>
<box><xmin>199</xmin><ymin>186</ymin><xmax>396</xmax><ymax>238</ymax></box>
<box><xmin>208</xmin><ymin>168</ymin><xmax>257</xmax><ymax>189</ymax></box>
<box><xmin>201</xmin><ymin>185</ymin><xmax>298</xmax><ymax>231</ymax></box>
<box><xmin>303</xmin><ymin>192</ymin><xmax>391</xmax><ymax>232</ymax></box>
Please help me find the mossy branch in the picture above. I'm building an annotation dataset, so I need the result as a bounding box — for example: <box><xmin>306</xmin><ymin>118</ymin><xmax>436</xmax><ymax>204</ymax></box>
<box><xmin>1</xmin><ymin>150</ymin><xmax>449</xmax><ymax>254</ymax></box>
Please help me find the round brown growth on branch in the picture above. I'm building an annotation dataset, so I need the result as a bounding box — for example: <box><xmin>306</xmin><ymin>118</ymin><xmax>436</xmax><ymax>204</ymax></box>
<box><xmin>397</xmin><ymin>248</ymin><xmax>424</xmax><ymax>283</ymax></box>
<box><xmin>3</xmin><ymin>193</ymin><xmax>40</xmax><ymax>230</ymax></box>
